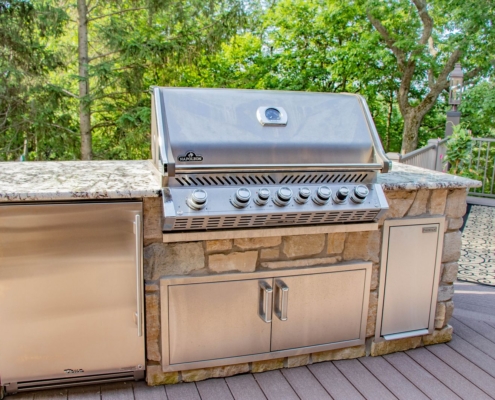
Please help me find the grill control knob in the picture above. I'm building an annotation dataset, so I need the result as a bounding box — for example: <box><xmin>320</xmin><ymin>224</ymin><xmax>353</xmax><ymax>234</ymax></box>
<box><xmin>231</xmin><ymin>187</ymin><xmax>252</xmax><ymax>208</ymax></box>
<box><xmin>273</xmin><ymin>186</ymin><xmax>292</xmax><ymax>206</ymax></box>
<box><xmin>255</xmin><ymin>188</ymin><xmax>271</xmax><ymax>206</ymax></box>
<box><xmin>313</xmin><ymin>186</ymin><xmax>332</xmax><ymax>205</ymax></box>
<box><xmin>295</xmin><ymin>187</ymin><xmax>311</xmax><ymax>204</ymax></box>
<box><xmin>351</xmin><ymin>185</ymin><xmax>370</xmax><ymax>204</ymax></box>
<box><xmin>334</xmin><ymin>186</ymin><xmax>350</xmax><ymax>204</ymax></box>
<box><xmin>186</xmin><ymin>189</ymin><xmax>208</xmax><ymax>210</ymax></box>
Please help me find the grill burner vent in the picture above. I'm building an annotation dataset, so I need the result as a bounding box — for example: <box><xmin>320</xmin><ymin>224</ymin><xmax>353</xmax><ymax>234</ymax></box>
<box><xmin>172</xmin><ymin>210</ymin><xmax>380</xmax><ymax>231</ymax></box>
<box><xmin>174</xmin><ymin>172</ymin><xmax>369</xmax><ymax>187</ymax></box>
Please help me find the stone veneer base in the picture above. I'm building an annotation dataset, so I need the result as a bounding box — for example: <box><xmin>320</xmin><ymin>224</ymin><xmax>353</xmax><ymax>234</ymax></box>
<box><xmin>143</xmin><ymin>188</ymin><xmax>466</xmax><ymax>385</ymax></box>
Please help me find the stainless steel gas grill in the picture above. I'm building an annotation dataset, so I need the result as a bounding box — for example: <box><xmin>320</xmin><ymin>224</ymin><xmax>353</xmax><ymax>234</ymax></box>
<box><xmin>150</xmin><ymin>87</ymin><xmax>391</xmax><ymax>231</ymax></box>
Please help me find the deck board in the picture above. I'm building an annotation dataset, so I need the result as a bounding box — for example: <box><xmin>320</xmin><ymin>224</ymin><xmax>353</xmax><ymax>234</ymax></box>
<box><xmin>281</xmin><ymin>367</ymin><xmax>332</xmax><ymax>400</ymax></box>
<box><xmin>101</xmin><ymin>383</ymin><xmax>133</xmax><ymax>400</ymax></box>
<box><xmin>252</xmin><ymin>370</ymin><xmax>299</xmax><ymax>400</ymax></box>
<box><xmin>225</xmin><ymin>374</ymin><xmax>267</xmax><ymax>400</ymax></box>
<box><xmin>405</xmin><ymin>347</ymin><xmax>492</xmax><ymax>400</ymax></box>
<box><xmin>358</xmin><ymin>356</ymin><xmax>428</xmax><ymax>400</ymax></box>
<box><xmin>196</xmin><ymin>379</ymin><xmax>234</xmax><ymax>400</ymax></box>
<box><xmin>308</xmin><ymin>362</ymin><xmax>365</xmax><ymax>400</ymax></box>
<box><xmin>165</xmin><ymin>383</ymin><xmax>201</xmax><ymax>400</ymax></box>
<box><xmin>450</xmin><ymin>318</ymin><xmax>495</xmax><ymax>359</ymax></box>
<box><xmin>67</xmin><ymin>385</ymin><xmax>101</xmax><ymax>400</ymax></box>
<box><xmin>333</xmin><ymin>359</ymin><xmax>397</xmax><ymax>400</ymax></box>
<box><xmin>384</xmin><ymin>352</ymin><xmax>461</xmax><ymax>400</ymax></box>
<box><xmin>446</xmin><ymin>335</ymin><xmax>495</xmax><ymax>378</ymax></box>
<box><xmin>133</xmin><ymin>381</ymin><xmax>167</xmax><ymax>400</ymax></box>
<box><xmin>427</xmin><ymin>343</ymin><xmax>495</xmax><ymax>396</ymax></box>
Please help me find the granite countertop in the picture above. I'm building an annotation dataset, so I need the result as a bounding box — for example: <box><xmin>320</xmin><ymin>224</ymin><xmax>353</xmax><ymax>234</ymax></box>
<box><xmin>379</xmin><ymin>163</ymin><xmax>481</xmax><ymax>191</ymax></box>
<box><xmin>0</xmin><ymin>160</ymin><xmax>161</xmax><ymax>202</ymax></box>
<box><xmin>0</xmin><ymin>160</ymin><xmax>481</xmax><ymax>203</ymax></box>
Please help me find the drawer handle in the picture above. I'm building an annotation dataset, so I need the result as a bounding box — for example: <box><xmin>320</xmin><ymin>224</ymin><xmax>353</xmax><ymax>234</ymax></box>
<box><xmin>258</xmin><ymin>281</ymin><xmax>273</xmax><ymax>323</ymax></box>
<box><xmin>275</xmin><ymin>279</ymin><xmax>289</xmax><ymax>321</ymax></box>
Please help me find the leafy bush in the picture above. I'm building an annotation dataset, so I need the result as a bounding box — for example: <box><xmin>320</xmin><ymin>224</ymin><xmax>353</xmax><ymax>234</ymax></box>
<box><xmin>444</xmin><ymin>125</ymin><xmax>475</xmax><ymax>177</ymax></box>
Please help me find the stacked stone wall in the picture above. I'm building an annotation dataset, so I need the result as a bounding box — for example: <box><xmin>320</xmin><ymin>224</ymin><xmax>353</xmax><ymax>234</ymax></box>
<box><xmin>142</xmin><ymin>188</ymin><xmax>467</xmax><ymax>384</ymax></box>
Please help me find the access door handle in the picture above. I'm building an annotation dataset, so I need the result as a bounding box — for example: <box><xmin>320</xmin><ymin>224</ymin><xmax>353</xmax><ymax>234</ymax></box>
<box><xmin>258</xmin><ymin>281</ymin><xmax>273</xmax><ymax>323</ymax></box>
<box><xmin>134</xmin><ymin>214</ymin><xmax>143</xmax><ymax>337</ymax></box>
<box><xmin>275</xmin><ymin>279</ymin><xmax>289</xmax><ymax>321</ymax></box>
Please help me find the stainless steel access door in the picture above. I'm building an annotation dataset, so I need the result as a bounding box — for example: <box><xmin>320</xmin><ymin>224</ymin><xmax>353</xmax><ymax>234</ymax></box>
<box><xmin>168</xmin><ymin>279</ymin><xmax>272</xmax><ymax>365</ymax></box>
<box><xmin>270</xmin><ymin>270</ymin><xmax>367</xmax><ymax>351</ymax></box>
<box><xmin>378</xmin><ymin>219</ymin><xmax>443</xmax><ymax>339</ymax></box>
<box><xmin>0</xmin><ymin>202</ymin><xmax>145</xmax><ymax>385</ymax></box>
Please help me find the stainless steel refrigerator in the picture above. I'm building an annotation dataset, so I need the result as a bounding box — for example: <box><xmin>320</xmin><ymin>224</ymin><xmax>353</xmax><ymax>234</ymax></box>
<box><xmin>0</xmin><ymin>202</ymin><xmax>145</xmax><ymax>394</ymax></box>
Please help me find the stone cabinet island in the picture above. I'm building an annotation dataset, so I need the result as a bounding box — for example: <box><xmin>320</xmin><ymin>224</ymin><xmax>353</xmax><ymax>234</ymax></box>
<box><xmin>0</xmin><ymin>160</ymin><xmax>481</xmax><ymax>393</ymax></box>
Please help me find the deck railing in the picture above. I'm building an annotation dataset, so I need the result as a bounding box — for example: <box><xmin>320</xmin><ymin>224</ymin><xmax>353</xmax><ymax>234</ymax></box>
<box><xmin>388</xmin><ymin>137</ymin><xmax>495</xmax><ymax>199</ymax></box>
<box><xmin>386</xmin><ymin>138</ymin><xmax>448</xmax><ymax>172</ymax></box>
<box><xmin>468</xmin><ymin>138</ymin><xmax>495</xmax><ymax>198</ymax></box>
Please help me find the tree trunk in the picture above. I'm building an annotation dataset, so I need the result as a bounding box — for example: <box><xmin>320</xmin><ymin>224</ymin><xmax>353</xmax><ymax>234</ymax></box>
<box><xmin>400</xmin><ymin>109</ymin><xmax>424</xmax><ymax>154</ymax></box>
<box><xmin>77</xmin><ymin>0</ymin><xmax>91</xmax><ymax>160</ymax></box>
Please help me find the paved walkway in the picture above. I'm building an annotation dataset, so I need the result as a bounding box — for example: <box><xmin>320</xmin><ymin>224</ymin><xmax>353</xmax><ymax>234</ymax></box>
<box><xmin>8</xmin><ymin>281</ymin><xmax>495</xmax><ymax>400</ymax></box>
<box><xmin>458</xmin><ymin>205</ymin><xmax>495</xmax><ymax>286</ymax></box>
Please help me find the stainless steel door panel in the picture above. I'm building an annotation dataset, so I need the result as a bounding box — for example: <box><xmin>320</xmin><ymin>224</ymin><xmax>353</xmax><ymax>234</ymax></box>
<box><xmin>380</xmin><ymin>224</ymin><xmax>440</xmax><ymax>336</ymax></box>
<box><xmin>270</xmin><ymin>270</ymin><xmax>366</xmax><ymax>352</ymax></box>
<box><xmin>168</xmin><ymin>279</ymin><xmax>272</xmax><ymax>365</ymax></box>
<box><xmin>0</xmin><ymin>202</ymin><xmax>145</xmax><ymax>383</ymax></box>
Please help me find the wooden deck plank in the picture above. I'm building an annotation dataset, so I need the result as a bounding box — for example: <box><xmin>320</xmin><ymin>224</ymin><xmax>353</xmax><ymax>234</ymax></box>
<box><xmin>101</xmin><ymin>383</ymin><xmax>133</xmax><ymax>400</ymax></box>
<box><xmin>133</xmin><ymin>381</ymin><xmax>167</xmax><ymax>400</ymax></box>
<box><xmin>7</xmin><ymin>392</ymin><xmax>35</xmax><ymax>400</ymax></box>
<box><xmin>384</xmin><ymin>352</ymin><xmax>461</xmax><ymax>400</ymax></box>
<box><xmin>455</xmin><ymin>316</ymin><xmax>495</xmax><ymax>343</ymax></box>
<box><xmin>253</xmin><ymin>370</ymin><xmax>299</xmax><ymax>400</ymax></box>
<box><xmin>225</xmin><ymin>374</ymin><xmax>267</xmax><ymax>400</ymax></box>
<box><xmin>196</xmin><ymin>379</ymin><xmax>233</xmax><ymax>400</ymax></box>
<box><xmin>447</xmin><ymin>335</ymin><xmax>495</xmax><ymax>378</ymax></box>
<box><xmin>165</xmin><ymin>382</ymin><xmax>201</xmax><ymax>400</ymax></box>
<box><xmin>67</xmin><ymin>385</ymin><xmax>101</xmax><ymax>400</ymax></box>
<box><xmin>359</xmin><ymin>356</ymin><xmax>428</xmax><ymax>400</ymax></box>
<box><xmin>427</xmin><ymin>343</ymin><xmax>495</xmax><ymax>396</ymax></box>
<box><xmin>333</xmin><ymin>359</ymin><xmax>396</xmax><ymax>400</ymax></box>
<box><xmin>308</xmin><ymin>361</ymin><xmax>365</xmax><ymax>400</ymax></box>
<box><xmin>281</xmin><ymin>367</ymin><xmax>332</xmax><ymax>400</ymax></box>
<box><xmin>6</xmin><ymin>393</ymin><xmax>35</xmax><ymax>400</ymax></box>
<box><xmin>406</xmin><ymin>347</ymin><xmax>492</xmax><ymax>400</ymax></box>
<box><xmin>33</xmin><ymin>390</ymin><xmax>68</xmax><ymax>400</ymax></box>
<box><xmin>450</xmin><ymin>318</ymin><xmax>495</xmax><ymax>359</ymax></box>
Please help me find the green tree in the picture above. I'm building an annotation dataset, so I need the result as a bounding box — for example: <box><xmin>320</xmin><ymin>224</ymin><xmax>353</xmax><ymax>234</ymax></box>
<box><xmin>365</xmin><ymin>0</ymin><xmax>495</xmax><ymax>153</ymax></box>
<box><xmin>0</xmin><ymin>0</ymin><xmax>68</xmax><ymax>161</ymax></box>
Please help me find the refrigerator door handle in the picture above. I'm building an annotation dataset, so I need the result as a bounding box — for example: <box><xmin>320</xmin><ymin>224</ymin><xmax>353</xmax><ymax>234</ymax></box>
<box><xmin>134</xmin><ymin>214</ymin><xmax>143</xmax><ymax>337</ymax></box>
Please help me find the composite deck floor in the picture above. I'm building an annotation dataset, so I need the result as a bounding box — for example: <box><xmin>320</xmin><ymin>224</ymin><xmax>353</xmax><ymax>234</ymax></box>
<box><xmin>8</xmin><ymin>281</ymin><xmax>495</xmax><ymax>400</ymax></box>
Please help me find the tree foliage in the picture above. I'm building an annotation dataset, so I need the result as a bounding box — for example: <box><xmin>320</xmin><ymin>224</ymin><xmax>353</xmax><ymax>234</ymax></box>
<box><xmin>1</xmin><ymin>0</ymin><xmax>494</xmax><ymax>161</ymax></box>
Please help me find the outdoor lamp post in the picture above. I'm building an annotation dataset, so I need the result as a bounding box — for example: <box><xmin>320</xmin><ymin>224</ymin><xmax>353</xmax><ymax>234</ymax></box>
<box><xmin>445</xmin><ymin>63</ymin><xmax>464</xmax><ymax>137</ymax></box>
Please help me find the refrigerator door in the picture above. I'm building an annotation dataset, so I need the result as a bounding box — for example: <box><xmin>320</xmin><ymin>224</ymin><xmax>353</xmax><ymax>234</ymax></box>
<box><xmin>0</xmin><ymin>202</ymin><xmax>145</xmax><ymax>385</ymax></box>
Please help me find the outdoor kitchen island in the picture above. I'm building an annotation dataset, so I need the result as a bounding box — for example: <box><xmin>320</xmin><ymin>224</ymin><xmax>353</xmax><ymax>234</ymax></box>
<box><xmin>0</xmin><ymin>159</ymin><xmax>480</xmax><ymax>392</ymax></box>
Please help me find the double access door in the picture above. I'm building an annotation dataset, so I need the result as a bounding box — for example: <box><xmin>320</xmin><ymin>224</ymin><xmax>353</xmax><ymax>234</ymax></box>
<box><xmin>161</xmin><ymin>262</ymin><xmax>371</xmax><ymax>372</ymax></box>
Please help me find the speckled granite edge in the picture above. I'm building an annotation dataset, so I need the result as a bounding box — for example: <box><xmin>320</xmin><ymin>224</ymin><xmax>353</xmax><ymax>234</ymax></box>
<box><xmin>378</xmin><ymin>162</ymin><xmax>482</xmax><ymax>191</ymax></box>
<box><xmin>0</xmin><ymin>160</ymin><xmax>161</xmax><ymax>202</ymax></box>
<box><xmin>0</xmin><ymin>160</ymin><xmax>481</xmax><ymax>203</ymax></box>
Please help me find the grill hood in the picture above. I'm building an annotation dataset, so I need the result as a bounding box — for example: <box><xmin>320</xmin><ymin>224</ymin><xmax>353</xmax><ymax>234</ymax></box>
<box><xmin>151</xmin><ymin>87</ymin><xmax>391</xmax><ymax>177</ymax></box>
